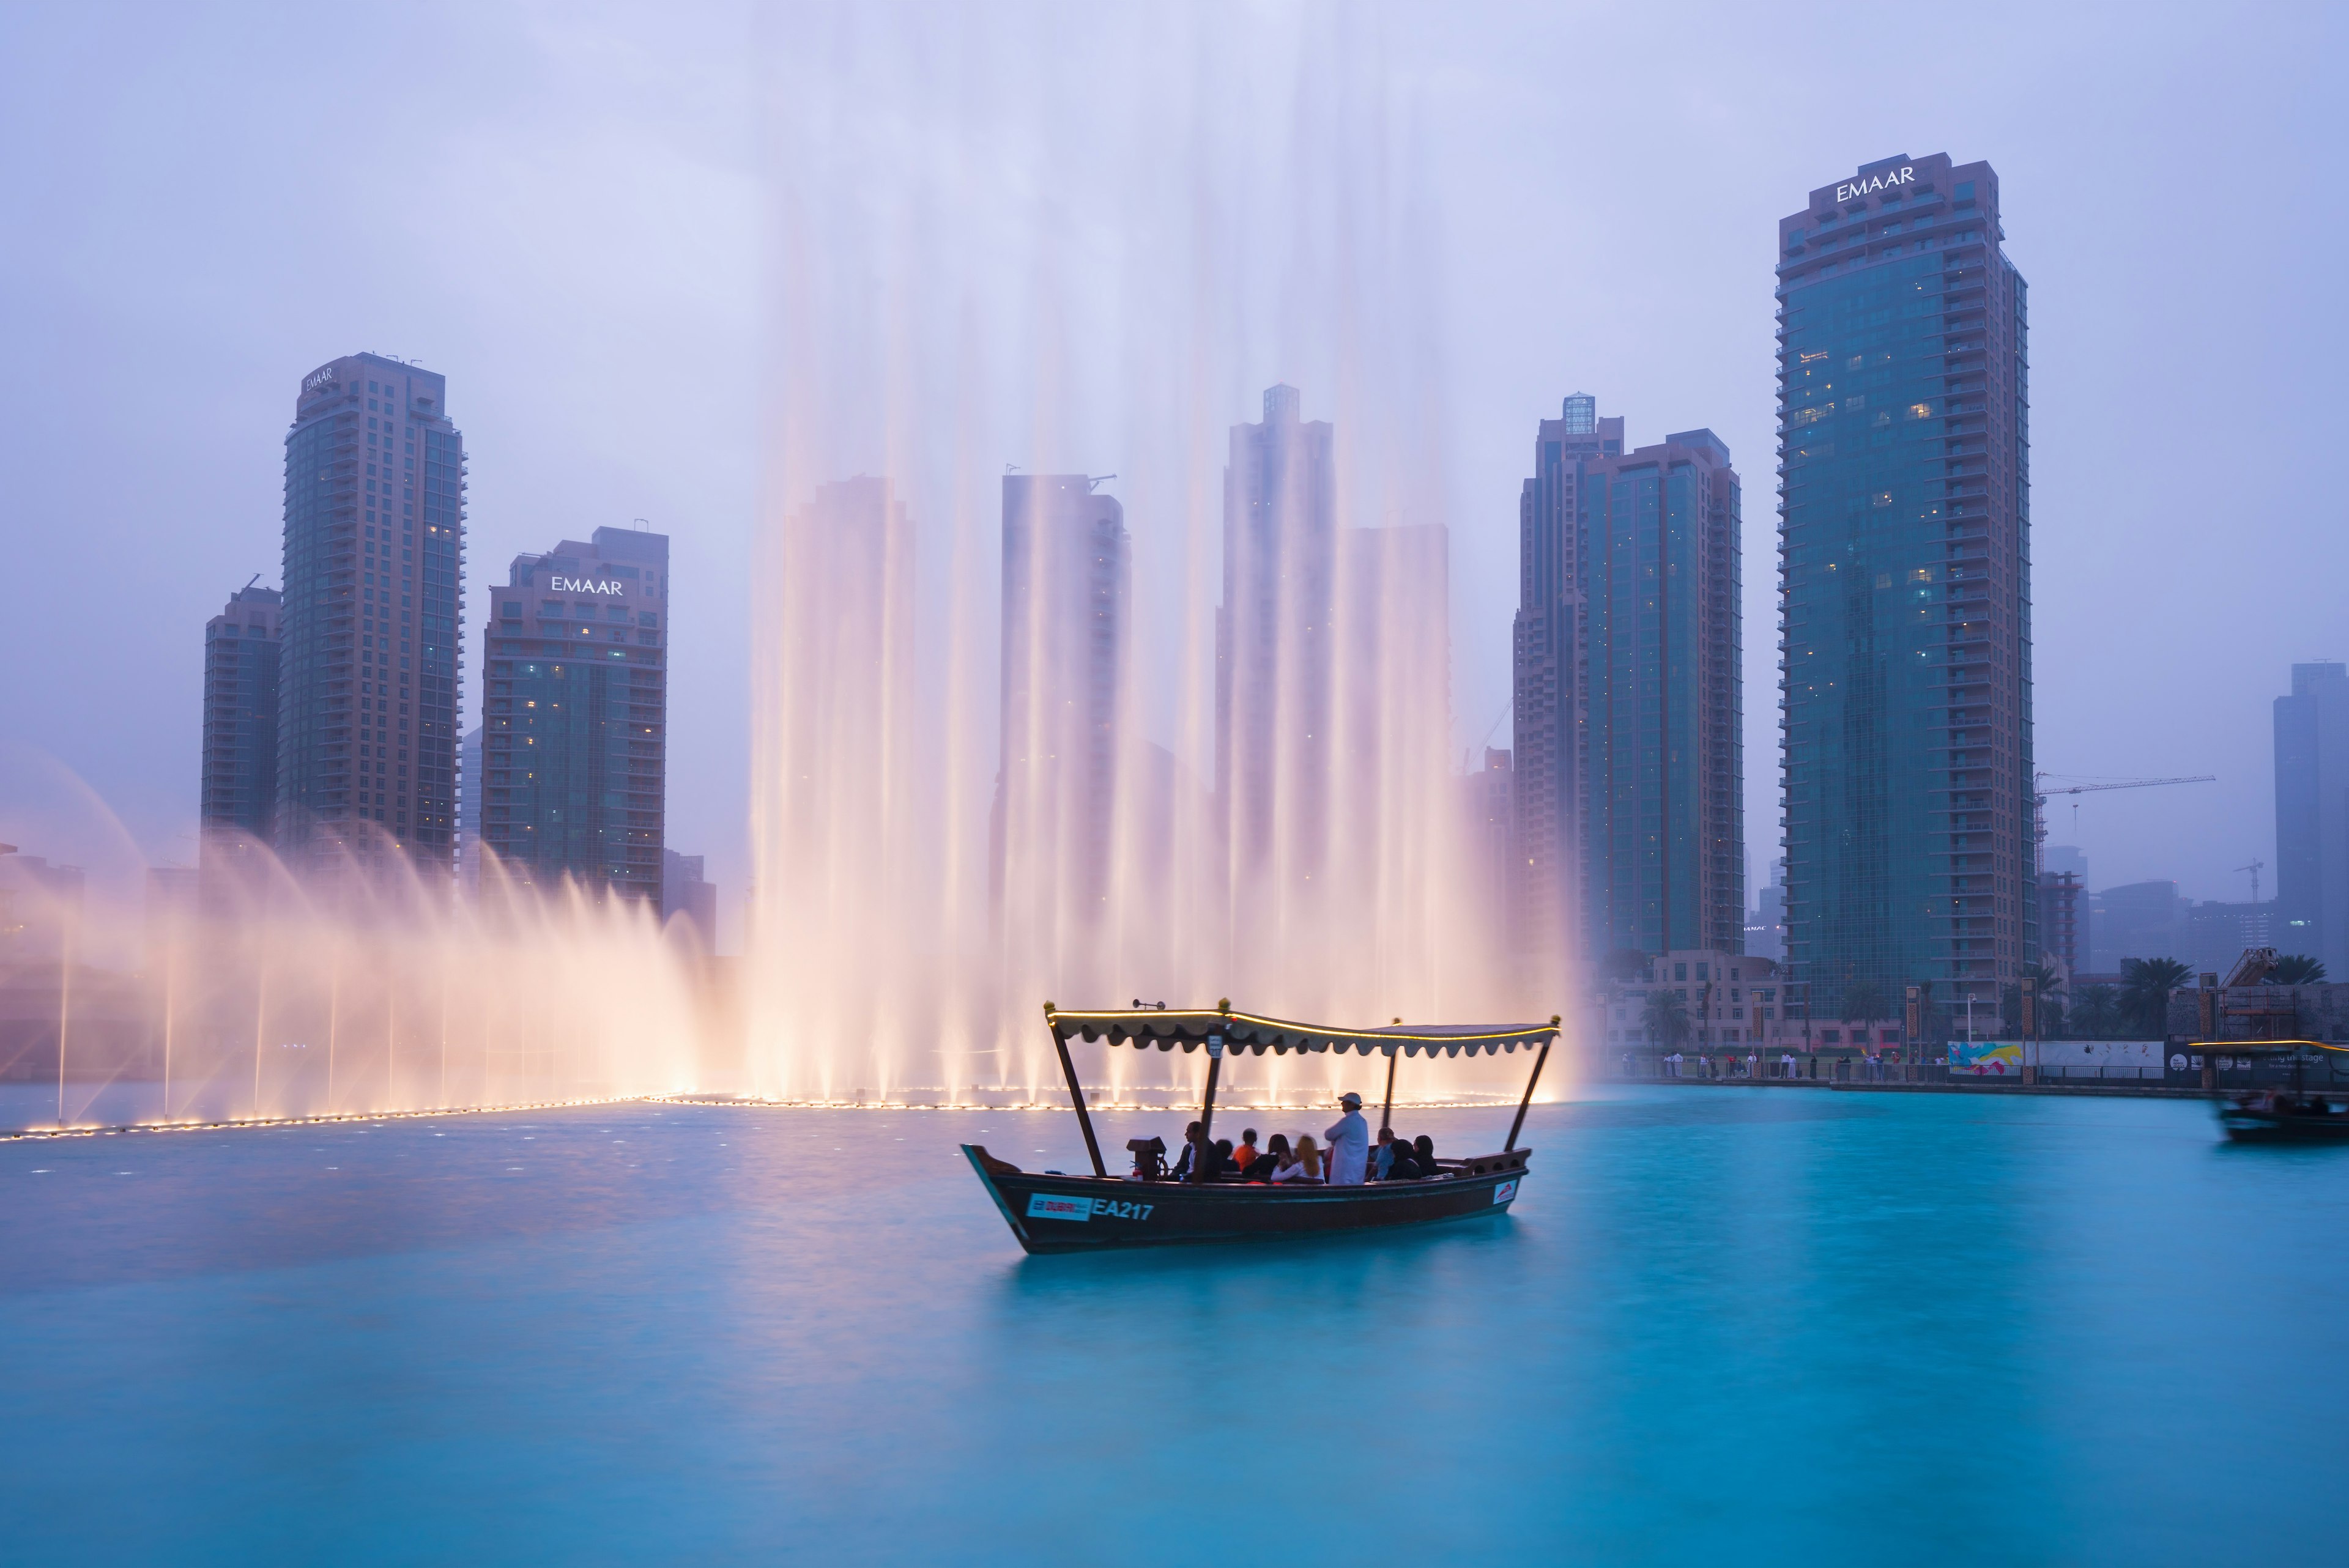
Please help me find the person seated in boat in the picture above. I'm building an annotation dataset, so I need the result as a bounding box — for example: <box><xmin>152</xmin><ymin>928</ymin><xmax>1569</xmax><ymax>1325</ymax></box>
<box><xmin>1384</xmin><ymin>1137</ymin><xmax>1425</xmax><ymax>1181</ymax></box>
<box><xmin>1372</xmin><ymin>1125</ymin><xmax>1397</xmax><ymax>1180</ymax></box>
<box><xmin>1182</xmin><ymin>1134</ymin><xmax>1233</xmax><ymax>1183</ymax></box>
<box><xmin>1324</xmin><ymin>1092</ymin><xmax>1371</xmax><ymax>1185</ymax></box>
<box><xmin>1170</xmin><ymin>1120</ymin><xmax>1208</xmax><ymax>1182</ymax></box>
<box><xmin>1248</xmin><ymin>1132</ymin><xmax>1291</xmax><ymax>1180</ymax></box>
<box><xmin>1272</xmin><ymin>1134</ymin><xmax>1323</xmax><ymax>1183</ymax></box>
<box><xmin>1412</xmin><ymin>1133</ymin><xmax>1438</xmax><ymax>1174</ymax></box>
<box><xmin>1232</xmin><ymin>1128</ymin><xmax>1261</xmax><ymax>1172</ymax></box>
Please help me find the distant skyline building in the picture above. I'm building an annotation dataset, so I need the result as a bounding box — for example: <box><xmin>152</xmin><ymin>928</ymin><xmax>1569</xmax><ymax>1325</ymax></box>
<box><xmin>275</xmin><ymin>353</ymin><xmax>467</xmax><ymax>875</ymax></box>
<box><xmin>1747</xmin><ymin>859</ymin><xmax>1787</xmax><ymax>963</ymax></box>
<box><xmin>992</xmin><ymin>474</ymin><xmax>1130</xmax><ymax>916</ymax></box>
<box><xmin>1218</xmin><ymin>384</ymin><xmax>1337</xmax><ymax>882</ymax></box>
<box><xmin>1514</xmin><ymin>395</ymin><xmax>1744</xmax><ymax>977</ymax></box>
<box><xmin>1464</xmin><ymin>747</ymin><xmax>1516</xmax><ymax>925</ymax></box>
<box><xmin>2275</xmin><ymin>660</ymin><xmax>2349</xmax><ymax>975</ymax></box>
<box><xmin>1775</xmin><ymin>153</ymin><xmax>2033</xmax><ymax>1016</ymax></box>
<box><xmin>2091</xmin><ymin>879</ymin><xmax>2176</xmax><ymax>974</ymax></box>
<box><xmin>459</xmin><ymin>723</ymin><xmax>483</xmax><ymax>895</ymax></box>
<box><xmin>199</xmin><ymin>580</ymin><xmax>282</xmax><ymax>860</ymax></box>
<box><xmin>661</xmin><ymin>848</ymin><xmax>718</xmax><ymax>951</ymax></box>
<box><xmin>2041</xmin><ymin>843</ymin><xmax>2089</xmax><ymax>975</ymax></box>
<box><xmin>481</xmin><ymin>527</ymin><xmax>670</xmax><ymax>905</ymax></box>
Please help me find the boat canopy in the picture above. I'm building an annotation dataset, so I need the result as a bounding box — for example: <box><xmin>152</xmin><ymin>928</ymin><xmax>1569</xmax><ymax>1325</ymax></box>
<box><xmin>1044</xmin><ymin>1005</ymin><xmax>1559</xmax><ymax>1059</ymax></box>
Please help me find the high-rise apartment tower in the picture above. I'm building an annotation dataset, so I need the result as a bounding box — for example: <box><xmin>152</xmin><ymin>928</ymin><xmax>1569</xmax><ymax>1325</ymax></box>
<box><xmin>481</xmin><ymin>527</ymin><xmax>670</xmax><ymax>904</ymax></box>
<box><xmin>275</xmin><ymin>353</ymin><xmax>467</xmax><ymax>873</ymax></box>
<box><xmin>1775</xmin><ymin>154</ymin><xmax>2033</xmax><ymax>1016</ymax></box>
<box><xmin>1515</xmin><ymin>396</ymin><xmax>1743</xmax><ymax>977</ymax></box>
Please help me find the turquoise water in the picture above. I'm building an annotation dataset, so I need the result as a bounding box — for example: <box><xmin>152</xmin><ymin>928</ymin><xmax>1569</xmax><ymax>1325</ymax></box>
<box><xmin>2</xmin><ymin>1087</ymin><xmax>2343</xmax><ymax>1564</ymax></box>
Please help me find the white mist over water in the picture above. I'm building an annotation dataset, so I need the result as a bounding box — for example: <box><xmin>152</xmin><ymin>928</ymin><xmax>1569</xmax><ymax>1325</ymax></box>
<box><xmin>742</xmin><ymin>4</ymin><xmax>1549</xmax><ymax>1104</ymax></box>
<box><xmin>0</xmin><ymin>820</ymin><xmax>707</xmax><ymax>1131</ymax></box>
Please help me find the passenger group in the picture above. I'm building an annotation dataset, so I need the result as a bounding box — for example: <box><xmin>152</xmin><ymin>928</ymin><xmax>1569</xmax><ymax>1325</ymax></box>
<box><xmin>1159</xmin><ymin>1091</ymin><xmax>1441</xmax><ymax>1185</ymax></box>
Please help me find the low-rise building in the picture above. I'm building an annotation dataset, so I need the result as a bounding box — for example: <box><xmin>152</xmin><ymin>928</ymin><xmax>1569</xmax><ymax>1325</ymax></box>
<box><xmin>1588</xmin><ymin>949</ymin><xmax>1910</xmax><ymax>1055</ymax></box>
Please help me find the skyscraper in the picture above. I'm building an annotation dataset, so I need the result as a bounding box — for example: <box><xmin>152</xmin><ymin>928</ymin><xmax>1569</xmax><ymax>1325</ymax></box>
<box><xmin>1513</xmin><ymin>393</ymin><xmax>1613</xmax><ymax>981</ymax></box>
<box><xmin>1776</xmin><ymin>154</ymin><xmax>2033</xmax><ymax>1017</ymax></box>
<box><xmin>1514</xmin><ymin>398</ymin><xmax>1743</xmax><ymax>975</ymax></box>
<box><xmin>992</xmin><ymin>475</ymin><xmax>1129</xmax><ymax>915</ymax></box>
<box><xmin>481</xmin><ymin>527</ymin><xmax>670</xmax><ymax>904</ymax></box>
<box><xmin>275</xmin><ymin>354</ymin><xmax>467</xmax><ymax>873</ymax></box>
<box><xmin>1217</xmin><ymin>384</ymin><xmax>1336</xmax><ymax>879</ymax></box>
<box><xmin>2275</xmin><ymin>660</ymin><xmax>2349</xmax><ymax>974</ymax></box>
<box><xmin>199</xmin><ymin>580</ymin><xmax>281</xmax><ymax>859</ymax></box>
<box><xmin>1582</xmin><ymin>426</ymin><xmax>1742</xmax><ymax>960</ymax></box>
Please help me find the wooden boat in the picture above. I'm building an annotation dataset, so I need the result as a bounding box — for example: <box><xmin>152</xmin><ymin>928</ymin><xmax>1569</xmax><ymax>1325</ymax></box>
<box><xmin>2205</xmin><ymin>1040</ymin><xmax>2349</xmax><ymax>1142</ymax></box>
<box><xmin>963</xmin><ymin>1002</ymin><xmax>1558</xmax><ymax>1255</ymax></box>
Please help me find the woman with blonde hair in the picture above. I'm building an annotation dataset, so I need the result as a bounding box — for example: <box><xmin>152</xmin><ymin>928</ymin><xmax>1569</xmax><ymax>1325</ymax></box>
<box><xmin>1273</xmin><ymin>1133</ymin><xmax>1323</xmax><ymax>1183</ymax></box>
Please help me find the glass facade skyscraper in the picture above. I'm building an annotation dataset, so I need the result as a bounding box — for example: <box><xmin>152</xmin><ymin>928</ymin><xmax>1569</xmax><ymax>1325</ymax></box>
<box><xmin>1583</xmin><ymin>427</ymin><xmax>1743</xmax><ymax>959</ymax></box>
<box><xmin>481</xmin><ymin>527</ymin><xmax>670</xmax><ymax>904</ymax></box>
<box><xmin>199</xmin><ymin>581</ymin><xmax>281</xmax><ymax>860</ymax></box>
<box><xmin>1775</xmin><ymin>153</ymin><xmax>2033</xmax><ymax>1016</ymax></box>
<box><xmin>276</xmin><ymin>353</ymin><xmax>467</xmax><ymax>873</ymax></box>
<box><xmin>1515</xmin><ymin>397</ymin><xmax>1743</xmax><ymax>980</ymax></box>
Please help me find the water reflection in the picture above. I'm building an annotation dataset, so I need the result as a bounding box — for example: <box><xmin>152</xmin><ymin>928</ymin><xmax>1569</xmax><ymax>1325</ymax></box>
<box><xmin>3</xmin><ymin>1094</ymin><xmax>2346</xmax><ymax>1562</ymax></box>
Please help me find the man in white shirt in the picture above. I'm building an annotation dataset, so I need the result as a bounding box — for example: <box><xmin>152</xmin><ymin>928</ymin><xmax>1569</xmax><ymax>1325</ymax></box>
<box><xmin>1324</xmin><ymin>1092</ymin><xmax>1370</xmax><ymax>1185</ymax></box>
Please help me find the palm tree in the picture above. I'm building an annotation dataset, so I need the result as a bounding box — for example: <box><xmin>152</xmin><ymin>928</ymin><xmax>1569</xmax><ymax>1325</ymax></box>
<box><xmin>2008</xmin><ymin>963</ymin><xmax>2066</xmax><ymax>1037</ymax></box>
<box><xmin>1641</xmin><ymin>988</ymin><xmax>1691</xmax><ymax>1050</ymax></box>
<box><xmin>2069</xmin><ymin>984</ymin><xmax>2121</xmax><ymax>1039</ymax></box>
<box><xmin>2119</xmin><ymin>956</ymin><xmax>2192</xmax><ymax>1037</ymax></box>
<box><xmin>2273</xmin><ymin>955</ymin><xmax>2328</xmax><ymax>985</ymax></box>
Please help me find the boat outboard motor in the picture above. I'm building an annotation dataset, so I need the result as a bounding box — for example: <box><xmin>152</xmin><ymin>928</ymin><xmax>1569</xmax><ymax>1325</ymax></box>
<box><xmin>1126</xmin><ymin>1136</ymin><xmax>1167</xmax><ymax>1182</ymax></box>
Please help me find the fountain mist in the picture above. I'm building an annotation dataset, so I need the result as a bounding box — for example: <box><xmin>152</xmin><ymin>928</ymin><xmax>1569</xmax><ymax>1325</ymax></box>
<box><xmin>742</xmin><ymin>4</ymin><xmax>1544</xmax><ymax>1106</ymax></box>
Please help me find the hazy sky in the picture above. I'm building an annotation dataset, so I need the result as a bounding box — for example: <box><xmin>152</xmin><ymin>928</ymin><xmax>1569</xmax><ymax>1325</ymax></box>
<box><xmin>3</xmin><ymin>1</ymin><xmax>2343</xmax><ymax>935</ymax></box>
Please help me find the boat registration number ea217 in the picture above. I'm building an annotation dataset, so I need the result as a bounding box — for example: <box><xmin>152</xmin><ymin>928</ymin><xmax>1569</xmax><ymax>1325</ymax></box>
<box><xmin>1026</xmin><ymin>1193</ymin><xmax>1156</xmax><ymax>1223</ymax></box>
<box><xmin>1491</xmin><ymin>1180</ymin><xmax>1518</xmax><ymax>1205</ymax></box>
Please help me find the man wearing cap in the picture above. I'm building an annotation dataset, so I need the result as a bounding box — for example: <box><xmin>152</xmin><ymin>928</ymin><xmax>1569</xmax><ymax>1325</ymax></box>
<box><xmin>1324</xmin><ymin>1092</ymin><xmax>1371</xmax><ymax>1185</ymax></box>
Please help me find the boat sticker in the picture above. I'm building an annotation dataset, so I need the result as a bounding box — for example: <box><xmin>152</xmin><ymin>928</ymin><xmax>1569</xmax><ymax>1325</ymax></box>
<box><xmin>1491</xmin><ymin>1179</ymin><xmax>1518</xmax><ymax>1204</ymax></box>
<box><xmin>1024</xmin><ymin>1193</ymin><xmax>1157</xmax><ymax>1222</ymax></box>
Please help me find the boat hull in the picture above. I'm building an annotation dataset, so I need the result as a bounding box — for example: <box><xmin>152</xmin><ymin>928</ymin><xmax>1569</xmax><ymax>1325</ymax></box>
<box><xmin>2219</xmin><ymin>1108</ymin><xmax>2349</xmax><ymax>1143</ymax></box>
<box><xmin>963</xmin><ymin>1144</ymin><xmax>1531</xmax><ymax>1254</ymax></box>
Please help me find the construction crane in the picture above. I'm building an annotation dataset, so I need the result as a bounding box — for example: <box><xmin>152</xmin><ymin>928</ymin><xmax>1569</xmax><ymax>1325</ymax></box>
<box><xmin>2236</xmin><ymin>859</ymin><xmax>2265</xmax><ymax>903</ymax></box>
<box><xmin>2032</xmin><ymin>772</ymin><xmax>2217</xmax><ymax>875</ymax></box>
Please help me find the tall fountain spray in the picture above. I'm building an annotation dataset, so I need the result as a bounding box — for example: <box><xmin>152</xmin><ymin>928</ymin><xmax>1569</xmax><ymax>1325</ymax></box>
<box><xmin>742</xmin><ymin>5</ymin><xmax>1542</xmax><ymax>1107</ymax></box>
<box><xmin>0</xmin><ymin>826</ymin><xmax>709</xmax><ymax>1130</ymax></box>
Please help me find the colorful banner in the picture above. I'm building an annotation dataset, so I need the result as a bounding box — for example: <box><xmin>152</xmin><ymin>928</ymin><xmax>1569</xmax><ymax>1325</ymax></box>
<box><xmin>1946</xmin><ymin>1041</ymin><xmax>2022</xmax><ymax>1076</ymax></box>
